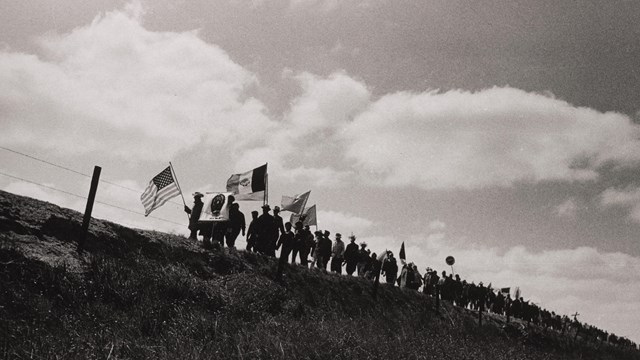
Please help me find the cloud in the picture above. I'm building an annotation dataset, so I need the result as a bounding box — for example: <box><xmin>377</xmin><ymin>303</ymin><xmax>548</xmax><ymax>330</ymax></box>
<box><xmin>235</xmin><ymin>71</ymin><xmax>370</xmax><ymax>187</ymax></box>
<box><xmin>315</xmin><ymin>209</ymin><xmax>373</xmax><ymax>235</ymax></box>
<box><xmin>600</xmin><ymin>187</ymin><xmax>640</xmax><ymax>223</ymax></box>
<box><xmin>0</xmin><ymin>4</ymin><xmax>274</xmax><ymax>161</ymax></box>
<box><xmin>555</xmin><ymin>198</ymin><xmax>578</xmax><ymax>219</ymax></box>
<box><xmin>429</xmin><ymin>220</ymin><xmax>446</xmax><ymax>230</ymax></box>
<box><xmin>342</xmin><ymin>87</ymin><xmax>640</xmax><ymax>189</ymax></box>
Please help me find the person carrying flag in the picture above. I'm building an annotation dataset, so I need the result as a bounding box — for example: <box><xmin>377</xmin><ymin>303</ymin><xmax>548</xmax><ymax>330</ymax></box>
<box><xmin>184</xmin><ymin>192</ymin><xmax>204</xmax><ymax>240</ymax></box>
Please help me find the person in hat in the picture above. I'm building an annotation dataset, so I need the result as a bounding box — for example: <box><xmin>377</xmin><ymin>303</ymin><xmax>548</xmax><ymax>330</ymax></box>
<box><xmin>276</xmin><ymin>222</ymin><xmax>296</xmax><ymax>279</ymax></box>
<box><xmin>357</xmin><ymin>242</ymin><xmax>369</xmax><ymax>277</ymax></box>
<box><xmin>343</xmin><ymin>235</ymin><xmax>359</xmax><ymax>276</ymax></box>
<box><xmin>273</xmin><ymin>206</ymin><xmax>285</xmax><ymax>237</ymax></box>
<box><xmin>299</xmin><ymin>225</ymin><xmax>315</xmax><ymax>268</ymax></box>
<box><xmin>316</xmin><ymin>230</ymin><xmax>332</xmax><ymax>270</ymax></box>
<box><xmin>255</xmin><ymin>204</ymin><xmax>278</xmax><ymax>256</ymax></box>
<box><xmin>330</xmin><ymin>233</ymin><xmax>345</xmax><ymax>274</ymax></box>
<box><xmin>225</xmin><ymin>202</ymin><xmax>245</xmax><ymax>249</ymax></box>
<box><xmin>381</xmin><ymin>252</ymin><xmax>398</xmax><ymax>285</ymax></box>
<box><xmin>246</xmin><ymin>210</ymin><xmax>259</xmax><ymax>252</ymax></box>
<box><xmin>184</xmin><ymin>192</ymin><xmax>204</xmax><ymax>240</ymax></box>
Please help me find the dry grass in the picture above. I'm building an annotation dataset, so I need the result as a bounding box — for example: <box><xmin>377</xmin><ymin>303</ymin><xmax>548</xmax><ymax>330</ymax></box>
<box><xmin>0</xmin><ymin>189</ymin><xmax>638</xmax><ymax>359</ymax></box>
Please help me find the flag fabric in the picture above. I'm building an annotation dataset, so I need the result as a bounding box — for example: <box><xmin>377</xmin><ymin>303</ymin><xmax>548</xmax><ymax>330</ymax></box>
<box><xmin>226</xmin><ymin>164</ymin><xmax>267</xmax><ymax>201</ymax></box>
<box><xmin>141</xmin><ymin>166</ymin><xmax>181</xmax><ymax>216</ymax></box>
<box><xmin>514</xmin><ymin>287</ymin><xmax>521</xmax><ymax>299</ymax></box>
<box><xmin>198</xmin><ymin>192</ymin><xmax>233</xmax><ymax>222</ymax></box>
<box><xmin>500</xmin><ymin>287</ymin><xmax>511</xmax><ymax>294</ymax></box>
<box><xmin>280</xmin><ymin>190</ymin><xmax>310</xmax><ymax>214</ymax></box>
<box><xmin>399</xmin><ymin>241</ymin><xmax>406</xmax><ymax>263</ymax></box>
<box><xmin>290</xmin><ymin>204</ymin><xmax>317</xmax><ymax>226</ymax></box>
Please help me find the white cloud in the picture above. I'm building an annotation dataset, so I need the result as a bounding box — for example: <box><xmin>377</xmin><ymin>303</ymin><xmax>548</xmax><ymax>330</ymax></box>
<box><xmin>342</xmin><ymin>87</ymin><xmax>640</xmax><ymax>189</ymax></box>
<box><xmin>600</xmin><ymin>186</ymin><xmax>640</xmax><ymax>223</ymax></box>
<box><xmin>428</xmin><ymin>220</ymin><xmax>446</xmax><ymax>230</ymax></box>
<box><xmin>315</xmin><ymin>209</ymin><xmax>373</xmax><ymax>235</ymax></box>
<box><xmin>555</xmin><ymin>198</ymin><xmax>578</xmax><ymax>219</ymax></box>
<box><xmin>0</xmin><ymin>5</ymin><xmax>274</xmax><ymax>161</ymax></box>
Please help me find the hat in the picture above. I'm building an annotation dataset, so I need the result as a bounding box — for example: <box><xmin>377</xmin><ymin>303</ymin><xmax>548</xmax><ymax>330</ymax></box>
<box><xmin>360</xmin><ymin>242</ymin><xmax>367</xmax><ymax>247</ymax></box>
<box><xmin>274</xmin><ymin>206</ymin><xmax>281</xmax><ymax>212</ymax></box>
<box><xmin>348</xmin><ymin>234</ymin><xmax>356</xmax><ymax>240</ymax></box>
<box><xmin>262</xmin><ymin>204</ymin><xmax>271</xmax><ymax>211</ymax></box>
<box><xmin>336</xmin><ymin>233</ymin><xmax>342</xmax><ymax>238</ymax></box>
<box><xmin>314</xmin><ymin>230</ymin><xmax>323</xmax><ymax>236</ymax></box>
<box><xmin>193</xmin><ymin>192</ymin><xmax>204</xmax><ymax>198</ymax></box>
<box><xmin>323</xmin><ymin>230</ymin><xmax>330</xmax><ymax>236</ymax></box>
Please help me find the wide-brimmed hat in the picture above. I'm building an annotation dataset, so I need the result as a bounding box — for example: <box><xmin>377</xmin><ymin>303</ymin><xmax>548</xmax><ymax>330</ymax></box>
<box><xmin>336</xmin><ymin>233</ymin><xmax>342</xmax><ymax>238</ymax></box>
<box><xmin>274</xmin><ymin>206</ymin><xmax>281</xmax><ymax>212</ymax></box>
<box><xmin>323</xmin><ymin>230</ymin><xmax>330</xmax><ymax>236</ymax></box>
<box><xmin>262</xmin><ymin>204</ymin><xmax>271</xmax><ymax>210</ymax></box>
<box><xmin>192</xmin><ymin>192</ymin><xmax>204</xmax><ymax>198</ymax></box>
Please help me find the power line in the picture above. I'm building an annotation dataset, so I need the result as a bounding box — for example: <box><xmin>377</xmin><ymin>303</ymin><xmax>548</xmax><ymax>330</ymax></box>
<box><xmin>0</xmin><ymin>145</ymin><xmax>184</xmax><ymax>206</ymax></box>
<box><xmin>0</xmin><ymin>170</ymin><xmax>185</xmax><ymax>227</ymax></box>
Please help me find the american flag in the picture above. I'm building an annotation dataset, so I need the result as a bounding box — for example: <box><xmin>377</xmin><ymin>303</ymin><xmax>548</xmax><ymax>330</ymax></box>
<box><xmin>140</xmin><ymin>166</ymin><xmax>180</xmax><ymax>216</ymax></box>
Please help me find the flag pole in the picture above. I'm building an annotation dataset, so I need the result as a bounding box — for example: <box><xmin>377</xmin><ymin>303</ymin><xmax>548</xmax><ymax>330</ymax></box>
<box><xmin>264</xmin><ymin>164</ymin><xmax>268</xmax><ymax>206</ymax></box>
<box><xmin>169</xmin><ymin>162</ymin><xmax>189</xmax><ymax>221</ymax></box>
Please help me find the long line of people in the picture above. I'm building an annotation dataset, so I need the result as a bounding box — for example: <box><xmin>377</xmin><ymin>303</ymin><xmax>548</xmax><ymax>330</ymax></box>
<box><xmin>185</xmin><ymin>200</ymin><xmax>638</xmax><ymax>351</ymax></box>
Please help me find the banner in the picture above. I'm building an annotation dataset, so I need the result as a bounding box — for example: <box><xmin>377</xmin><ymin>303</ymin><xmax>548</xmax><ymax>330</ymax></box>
<box><xmin>281</xmin><ymin>190</ymin><xmax>310</xmax><ymax>214</ymax></box>
<box><xmin>226</xmin><ymin>164</ymin><xmax>267</xmax><ymax>201</ymax></box>
<box><xmin>198</xmin><ymin>192</ymin><xmax>233</xmax><ymax>222</ymax></box>
<box><xmin>290</xmin><ymin>204</ymin><xmax>317</xmax><ymax>226</ymax></box>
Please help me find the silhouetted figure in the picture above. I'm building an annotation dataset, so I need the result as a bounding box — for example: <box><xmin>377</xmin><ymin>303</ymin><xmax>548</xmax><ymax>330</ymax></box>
<box><xmin>256</xmin><ymin>204</ymin><xmax>278</xmax><ymax>256</ymax></box>
<box><xmin>184</xmin><ymin>192</ymin><xmax>204</xmax><ymax>240</ymax></box>
<box><xmin>246</xmin><ymin>211</ymin><xmax>259</xmax><ymax>252</ymax></box>
<box><xmin>276</xmin><ymin>222</ymin><xmax>295</xmax><ymax>279</ymax></box>
<box><xmin>330</xmin><ymin>233</ymin><xmax>345</xmax><ymax>274</ymax></box>
<box><xmin>357</xmin><ymin>243</ymin><xmax>369</xmax><ymax>277</ymax></box>
<box><xmin>298</xmin><ymin>225</ymin><xmax>315</xmax><ymax>267</ymax></box>
<box><xmin>316</xmin><ymin>230</ymin><xmax>332</xmax><ymax>270</ymax></box>
<box><xmin>225</xmin><ymin>203</ymin><xmax>245</xmax><ymax>249</ymax></box>
<box><xmin>344</xmin><ymin>235</ymin><xmax>359</xmax><ymax>276</ymax></box>
<box><xmin>364</xmin><ymin>253</ymin><xmax>377</xmax><ymax>280</ymax></box>
<box><xmin>273</xmin><ymin>206</ymin><xmax>285</xmax><ymax>236</ymax></box>
<box><xmin>381</xmin><ymin>253</ymin><xmax>398</xmax><ymax>284</ymax></box>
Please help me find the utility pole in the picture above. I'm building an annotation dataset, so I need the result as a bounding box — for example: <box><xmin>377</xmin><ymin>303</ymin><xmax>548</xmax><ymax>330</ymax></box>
<box><xmin>77</xmin><ymin>166</ymin><xmax>101</xmax><ymax>253</ymax></box>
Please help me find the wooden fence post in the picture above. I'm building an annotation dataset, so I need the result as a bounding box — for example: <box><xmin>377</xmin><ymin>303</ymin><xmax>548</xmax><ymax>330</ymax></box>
<box><xmin>77</xmin><ymin>166</ymin><xmax>101</xmax><ymax>253</ymax></box>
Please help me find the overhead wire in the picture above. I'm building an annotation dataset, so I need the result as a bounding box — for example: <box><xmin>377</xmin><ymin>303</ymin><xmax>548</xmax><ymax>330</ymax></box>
<box><xmin>0</xmin><ymin>145</ymin><xmax>184</xmax><ymax>206</ymax></box>
<box><xmin>0</xmin><ymin>170</ymin><xmax>184</xmax><ymax>227</ymax></box>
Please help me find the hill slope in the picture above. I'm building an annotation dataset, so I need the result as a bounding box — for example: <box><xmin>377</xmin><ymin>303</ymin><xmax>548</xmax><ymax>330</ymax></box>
<box><xmin>0</xmin><ymin>190</ymin><xmax>637</xmax><ymax>359</ymax></box>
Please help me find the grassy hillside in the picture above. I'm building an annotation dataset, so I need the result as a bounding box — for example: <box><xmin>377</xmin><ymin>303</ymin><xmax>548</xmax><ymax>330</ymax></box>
<box><xmin>0</xmin><ymin>190</ymin><xmax>638</xmax><ymax>359</ymax></box>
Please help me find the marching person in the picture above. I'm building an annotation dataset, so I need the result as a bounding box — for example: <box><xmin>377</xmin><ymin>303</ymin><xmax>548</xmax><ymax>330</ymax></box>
<box><xmin>246</xmin><ymin>211</ymin><xmax>259</xmax><ymax>252</ymax></box>
<box><xmin>330</xmin><ymin>233</ymin><xmax>345</xmax><ymax>274</ymax></box>
<box><xmin>344</xmin><ymin>235</ymin><xmax>359</xmax><ymax>276</ymax></box>
<box><xmin>225</xmin><ymin>202</ymin><xmax>245</xmax><ymax>249</ymax></box>
<box><xmin>184</xmin><ymin>192</ymin><xmax>204</xmax><ymax>240</ymax></box>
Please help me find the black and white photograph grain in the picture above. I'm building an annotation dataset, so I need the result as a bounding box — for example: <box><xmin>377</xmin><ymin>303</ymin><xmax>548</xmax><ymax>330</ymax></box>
<box><xmin>1</xmin><ymin>0</ymin><xmax>639</xmax><ymax>359</ymax></box>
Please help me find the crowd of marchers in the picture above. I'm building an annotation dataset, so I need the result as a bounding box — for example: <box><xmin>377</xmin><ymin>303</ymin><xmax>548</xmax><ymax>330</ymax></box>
<box><xmin>184</xmin><ymin>196</ymin><xmax>638</xmax><ymax>351</ymax></box>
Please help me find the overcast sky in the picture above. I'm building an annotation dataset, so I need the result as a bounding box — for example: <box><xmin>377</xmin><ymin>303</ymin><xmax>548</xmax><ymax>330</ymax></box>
<box><xmin>1</xmin><ymin>0</ymin><xmax>640</xmax><ymax>343</ymax></box>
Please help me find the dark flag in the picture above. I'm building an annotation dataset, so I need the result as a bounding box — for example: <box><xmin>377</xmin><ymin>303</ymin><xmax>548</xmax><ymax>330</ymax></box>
<box><xmin>399</xmin><ymin>241</ymin><xmax>406</xmax><ymax>264</ymax></box>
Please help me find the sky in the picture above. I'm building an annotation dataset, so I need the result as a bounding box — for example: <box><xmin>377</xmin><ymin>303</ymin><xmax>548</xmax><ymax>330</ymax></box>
<box><xmin>1</xmin><ymin>0</ymin><xmax>640</xmax><ymax>343</ymax></box>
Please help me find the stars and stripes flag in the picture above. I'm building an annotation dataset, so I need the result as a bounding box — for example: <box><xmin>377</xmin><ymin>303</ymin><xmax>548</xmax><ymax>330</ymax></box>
<box><xmin>281</xmin><ymin>190</ymin><xmax>310</xmax><ymax>214</ymax></box>
<box><xmin>226</xmin><ymin>164</ymin><xmax>267</xmax><ymax>201</ymax></box>
<box><xmin>140</xmin><ymin>166</ymin><xmax>181</xmax><ymax>216</ymax></box>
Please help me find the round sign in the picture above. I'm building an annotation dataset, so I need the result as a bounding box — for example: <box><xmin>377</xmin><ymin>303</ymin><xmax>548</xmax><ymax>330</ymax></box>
<box><xmin>445</xmin><ymin>256</ymin><xmax>455</xmax><ymax>266</ymax></box>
